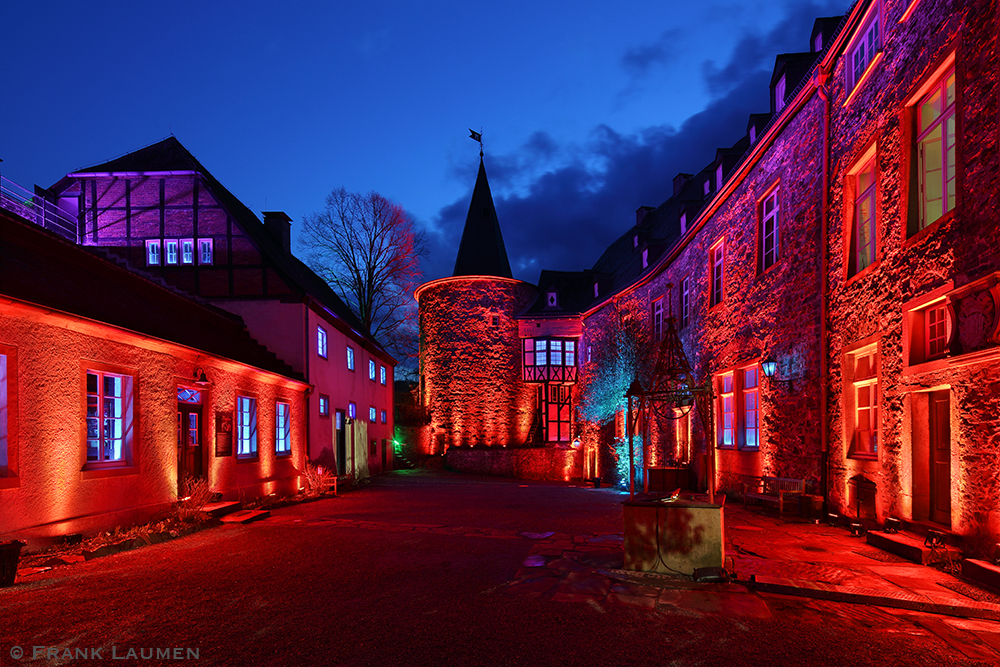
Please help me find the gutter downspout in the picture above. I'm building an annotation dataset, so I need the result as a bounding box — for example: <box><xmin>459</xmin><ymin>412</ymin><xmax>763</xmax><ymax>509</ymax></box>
<box><xmin>814</xmin><ymin>70</ymin><xmax>831</xmax><ymax>507</ymax></box>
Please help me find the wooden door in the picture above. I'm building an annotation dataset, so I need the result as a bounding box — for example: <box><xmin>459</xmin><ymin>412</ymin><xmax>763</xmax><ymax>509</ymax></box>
<box><xmin>335</xmin><ymin>410</ymin><xmax>347</xmax><ymax>476</ymax></box>
<box><xmin>177</xmin><ymin>406</ymin><xmax>203</xmax><ymax>495</ymax></box>
<box><xmin>929</xmin><ymin>390</ymin><xmax>951</xmax><ymax>526</ymax></box>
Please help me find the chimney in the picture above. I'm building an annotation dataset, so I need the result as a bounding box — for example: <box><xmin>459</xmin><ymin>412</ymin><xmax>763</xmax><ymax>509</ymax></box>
<box><xmin>636</xmin><ymin>206</ymin><xmax>655</xmax><ymax>226</ymax></box>
<box><xmin>263</xmin><ymin>211</ymin><xmax>292</xmax><ymax>253</ymax></box>
<box><xmin>673</xmin><ymin>173</ymin><xmax>693</xmax><ymax>196</ymax></box>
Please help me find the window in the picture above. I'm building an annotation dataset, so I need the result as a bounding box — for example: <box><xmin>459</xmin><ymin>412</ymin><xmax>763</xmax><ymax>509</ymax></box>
<box><xmin>652</xmin><ymin>298</ymin><xmax>663</xmax><ymax>341</ymax></box>
<box><xmin>145</xmin><ymin>240</ymin><xmax>161</xmax><ymax>266</ymax></box>
<box><xmin>775</xmin><ymin>75</ymin><xmax>786</xmax><ymax>113</ymax></box>
<box><xmin>237</xmin><ymin>396</ymin><xmax>257</xmax><ymax>458</ymax></box>
<box><xmin>642</xmin><ymin>248</ymin><xmax>649</xmax><ymax>269</ymax></box>
<box><xmin>710</xmin><ymin>241</ymin><xmax>725</xmax><ymax>306</ymax></box>
<box><xmin>547</xmin><ymin>291</ymin><xmax>558</xmax><ymax>307</ymax></box>
<box><xmin>716</xmin><ymin>163</ymin><xmax>724</xmax><ymax>190</ymax></box>
<box><xmin>369</xmin><ymin>359</ymin><xmax>376</xmax><ymax>381</ymax></box>
<box><xmin>814</xmin><ymin>32</ymin><xmax>823</xmax><ymax>53</ymax></box>
<box><xmin>749</xmin><ymin>125</ymin><xmax>757</xmax><ymax>144</ymax></box>
<box><xmin>926</xmin><ymin>304</ymin><xmax>949</xmax><ymax>358</ymax></box>
<box><xmin>369</xmin><ymin>406</ymin><xmax>377</xmax><ymax>422</ymax></box>
<box><xmin>380</xmin><ymin>365</ymin><xmax>387</xmax><ymax>385</ymax></box>
<box><xmin>492</xmin><ymin>315</ymin><xmax>500</xmax><ymax>326</ymax></box>
<box><xmin>275</xmin><ymin>401</ymin><xmax>291</xmax><ymax>455</ymax></box>
<box><xmin>680</xmin><ymin>277</ymin><xmax>690</xmax><ymax>328</ymax></box>
<box><xmin>851</xmin><ymin>349</ymin><xmax>879</xmax><ymax>458</ymax></box>
<box><xmin>565</xmin><ymin>341</ymin><xmax>576</xmax><ymax>366</ymax></box>
<box><xmin>587</xmin><ymin>345</ymin><xmax>592</xmax><ymax>364</ymax></box>
<box><xmin>593</xmin><ymin>282</ymin><xmax>599</xmax><ymax>298</ymax></box>
<box><xmin>0</xmin><ymin>352</ymin><xmax>8</xmax><ymax>476</ymax></box>
<box><xmin>917</xmin><ymin>67</ymin><xmax>956</xmax><ymax>230</ymax></box>
<box><xmin>181</xmin><ymin>239</ymin><xmax>195</xmax><ymax>264</ymax></box>
<box><xmin>86</xmin><ymin>371</ymin><xmax>132</xmax><ymax>464</ymax></box>
<box><xmin>165</xmin><ymin>240</ymin><xmax>179</xmax><ymax>265</ymax></box>
<box><xmin>847</xmin><ymin>6</ymin><xmax>880</xmax><ymax>92</ymax></box>
<box><xmin>719</xmin><ymin>374</ymin><xmax>734</xmax><ymax>448</ymax></box>
<box><xmin>381</xmin><ymin>409</ymin><xmax>387</xmax><ymax>424</ymax></box>
<box><xmin>680</xmin><ymin>212</ymin><xmax>687</xmax><ymax>234</ymax></box>
<box><xmin>743</xmin><ymin>367</ymin><xmax>759</xmax><ymax>449</ymax></box>
<box><xmin>348</xmin><ymin>402</ymin><xmax>357</xmax><ymax>419</ymax></box>
<box><xmin>318</xmin><ymin>395</ymin><xmax>329</xmax><ymax>417</ymax></box>
<box><xmin>550</xmin><ymin>340</ymin><xmax>563</xmax><ymax>366</ymax></box>
<box><xmin>633</xmin><ymin>235</ymin><xmax>639</xmax><ymax>248</ymax></box>
<box><xmin>852</xmin><ymin>156</ymin><xmax>877</xmax><ymax>274</ymax></box>
<box><xmin>760</xmin><ymin>188</ymin><xmax>780</xmax><ymax>271</ymax></box>
<box><xmin>317</xmin><ymin>326</ymin><xmax>327</xmax><ymax>359</ymax></box>
<box><xmin>347</xmin><ymin>346</ymin><xmax>355</xmax><ymax>371</ymax></box>
<box><xmin>534</xmin><ymin>339</ymin><xmax>547</xmax><ymax>367</ymax></box>
<box><xmin>704</xmin><ymin>180</ymin><xmax>711</xmax><ymax>196</ymax></box>
<box><xmin>199</xmin><ymin>239</ymin><xmax>213</xmax><ymax>265</ymax></box>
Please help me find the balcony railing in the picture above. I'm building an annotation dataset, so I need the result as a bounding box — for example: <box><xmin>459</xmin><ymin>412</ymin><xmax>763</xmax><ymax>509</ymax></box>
<box><xmin>1</xmin><ymin>176</ymin><xmax>77</xmax><ymax>241</ymax></box>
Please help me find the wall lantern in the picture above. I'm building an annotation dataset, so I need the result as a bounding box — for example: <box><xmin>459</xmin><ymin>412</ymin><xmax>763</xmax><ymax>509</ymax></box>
<box><xmin>761</xmin><ymin>357</ymin><xmax>793</xmax><ymax>389</ymax></box>
<box><xmin>193</xmin><ymin>367</ymin><xmax>211</xmax><ymax>387</ymax></box>
<box><xmin>571</xmin><ymin>437</ymin><xmax>581</xmax><ymax>449</ymax></box>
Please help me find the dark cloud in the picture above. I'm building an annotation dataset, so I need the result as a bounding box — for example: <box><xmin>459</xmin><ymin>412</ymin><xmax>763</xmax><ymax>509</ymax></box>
<box><xmin>620</xmin><ymin>28</ymin><xmax>683</xmax><ymax>76</ymax></box>
<box><xmin>421</xmin><ymin>1</ymin><xmax>849</xmax><ymax>284</ymax></box>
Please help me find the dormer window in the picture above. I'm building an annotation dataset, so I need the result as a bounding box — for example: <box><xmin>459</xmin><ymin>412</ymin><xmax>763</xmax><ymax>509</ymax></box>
<box><xmin>847</xmin><ymin>5</ymin><xmax>881</xmax><ymax>93</ymax></box>
<box><xmin>642</xmin><ymin>249</ymin><xmax>649</xmax><ymax>269</ymax></box>
<box><xmin>716</xmin><ymin>164</ymin><xmax>724</xmax><ymax>190</ymax></box>
<box><xmin>814</xmin><ymin>32</ymin><xmax>823</xmax><ymax>52</ymax></box>
<box><xmin>749</xmin><ymin>125</ymin><xmax>757</xmax><ymax>144</ymax></box>
<box><xmin>593</xmin><ymin>282</ymin><xmax>599</xmax><ymax>298</ymax></box>
<box><xmin>680</xmin><ymin>212</ymin><xmax>687</xmax><ymax>234</ymax></box>
<box><xmin>546</xmin><ymin>291</ymin><xmax>558</xmax><ymax>308</ymax></box>
<box><xmin>704</xmin><ymin>180</ymin><xmax>711</xmax><ymax>196</ymax></box>
<box><xmin>775</xmin><ymin>75</ymin><xmax>786</xmax><ymax>113</ymax></box>
<box><xmin>633</xmin><ymin>235</ymin><xmax>639</xmax><ymax>248</ymax></box>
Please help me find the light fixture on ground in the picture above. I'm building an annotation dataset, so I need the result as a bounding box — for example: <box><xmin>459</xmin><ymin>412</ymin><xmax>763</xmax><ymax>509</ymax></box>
<box><xmin>883</xmin><ymin>517</ymin><xmax>901</xmax><ymax>533</ymax></box>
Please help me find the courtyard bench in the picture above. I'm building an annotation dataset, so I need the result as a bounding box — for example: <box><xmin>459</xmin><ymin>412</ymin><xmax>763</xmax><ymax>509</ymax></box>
<box><xmin>743</xmin><ymin>476</ymin><xmax>804</xmax><ymax>513</ymax></box>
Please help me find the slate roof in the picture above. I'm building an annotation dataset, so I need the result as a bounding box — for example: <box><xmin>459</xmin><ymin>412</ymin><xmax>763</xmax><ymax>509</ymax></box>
<box><xmin>59</xmin><ymin>137</ymin><xmax>393</xmax><ymax>363</ymax></box>
<box><xmin>523</xmin><ymin>270</ymin><xmax>604</xmax><ymax>316</ymax></box>
<box><xmin>452</xmin><ymin>158</ymin><xmax>513</xmax><ymax>278</ymax></box>
<box><xmin>0</xmin><ymin>208</ymin><xmax>301</xmax><ymax>380</ymax></box>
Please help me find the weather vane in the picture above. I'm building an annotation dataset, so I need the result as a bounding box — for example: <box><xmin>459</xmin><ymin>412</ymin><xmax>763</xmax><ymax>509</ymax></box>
<box><xmin>469</xmin><ymin>128</ymin><xmax>483</xmax><ymax>157</ymax></box>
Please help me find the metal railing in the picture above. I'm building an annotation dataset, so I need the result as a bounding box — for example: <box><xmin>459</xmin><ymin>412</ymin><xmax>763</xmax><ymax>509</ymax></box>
<box><xmin>1</xmin><ymin>176</ymin><xmax>77</xmax><ymax>241</ymax></box>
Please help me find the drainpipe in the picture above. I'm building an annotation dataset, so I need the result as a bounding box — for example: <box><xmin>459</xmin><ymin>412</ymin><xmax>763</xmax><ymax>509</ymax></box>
<box><xmin>814</xmin><ymin>70</ymin><xmax>831</xmax><ymax>506</ymax></box>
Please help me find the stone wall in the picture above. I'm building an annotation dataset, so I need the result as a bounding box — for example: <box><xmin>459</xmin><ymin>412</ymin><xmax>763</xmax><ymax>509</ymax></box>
<box><xmin>445</xmin><ymin>446</ymin><xmax>583</xmax><ymax>482</ymax></box>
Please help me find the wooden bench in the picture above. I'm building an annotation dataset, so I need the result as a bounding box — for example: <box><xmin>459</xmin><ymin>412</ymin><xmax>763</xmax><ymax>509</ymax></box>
<box><xmin>743</xmin><ymin>476</ymin><xmax>805</xmax><ymax>513</ymax></box>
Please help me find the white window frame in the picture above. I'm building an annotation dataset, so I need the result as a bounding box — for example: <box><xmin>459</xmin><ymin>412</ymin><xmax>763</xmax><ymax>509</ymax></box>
<box><xmin>925</xmin><ymin>303</ymin><xmax>949</xmax><ymax>359</ymax></box>
<box><xmin>742</xmin><ymin>367</ymin><xmax>759</xmax><ymax>449</ymax></box>
<box><xmin>199</xmin><ymin>239</ymin><xmax>213</xmax><ymax>265</ymax></box>
<box><xmin>348</xmin><ymin>402</ymin><xmax>357</xmax><ymax>419</ymax></box>
<box><xmin>180</xmin><ymin>238</ymin><xmax>195</xmax><ymax>265</ymax></box>
<box><xmin>369</xmin><ymin>406</ymin><xmax>377</xmax><ymax>422</ymax></box>
<box><xmin>275</xmin><ymin>401</ymin><xmax>291</xmax><ymax>455</ymax></box>
<box><xmin>718</xmin><ymin>373</ymin><xmax>734</xmax><ymax>448</ymax></box>
<box><xmin>917</xmin><ymin>66</ymin><xmax>956</xmax><ymax>230</ymax></box>
<box><xmin>318</xmin><ymin>395</ymin><xmax>330</xmax><ymax>417</ymax></box>
<box><xmin>369</xmin><ymin>359</ymin><xmax>376</xmax><ymax>381</ymax></box>
<box><xmin>847</xmin><ymin>4</ymin><xmax>881</xmax><ymax>93</ymax></box>
<box><xmin>347</xmin><ymin>346</ymin><xmax>355</xmax><ymax>371</ymax></box>
<box><xmin>164</xmin><ymin>239</ymin><xmax>179</xmax><ymax>265</ymax></box>
<box><xmin>145</xmin><ymin>240</ymin><xmax>161</xmax><ymax>266</ymax></box>
<box><xmin>317</xmin><ymin>326</ymin><xmax>328</xmax><ymax>359</ymax></box>
<box><xmin>681</xmin><ymin>277</ymin><xmax>690</xmax><ymax>328</ymax></box>
<box><xmin>652</xmin><ymin>298</ymin><xmax>663</xmax><ymax>341</ymax></box>
<box><xmin>380</xmin><ymin>365</ymin><xmax>387</xmax><ymax>385</ymax></box>
<box><xmin>237</xmin><ymin>396</ymin><xmax>258</xmax><ymax>458</ymax></box>
<box><xmin>761</xmin><ymin>188</ymin><xmax>780</xmax><ymax>270</ymax></box>
<box><xmin>86</xmin><ymin>370</ymin><xmax>131</xmax><ymax>465</ymax></box>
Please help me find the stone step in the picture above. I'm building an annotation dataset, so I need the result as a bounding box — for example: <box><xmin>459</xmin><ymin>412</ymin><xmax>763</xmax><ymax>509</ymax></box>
<box><xmin>865</xmin><ymin>530</ymin><xmax>960</xmax><ymax>565</ymax></box>
<box><xmin>202</xmin><ymin>501</ymin><xmax>241</xmax><ymax>518</ymax></box>
<box><xmin>962</xmin><ymin>559</ymin><xmax>1000</xmax><ymax>593</ymax></box>
<box><xmin>220</xmin><ymin>509</ymin><xmax>270</xmax><ymax>524</ymax></box>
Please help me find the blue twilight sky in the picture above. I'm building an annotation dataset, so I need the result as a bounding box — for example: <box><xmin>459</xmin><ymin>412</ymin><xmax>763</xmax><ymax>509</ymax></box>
<box><xmin>1</xmin><ymin>0</ymin><xmax>851</xmax><ymax>283</ymax></box>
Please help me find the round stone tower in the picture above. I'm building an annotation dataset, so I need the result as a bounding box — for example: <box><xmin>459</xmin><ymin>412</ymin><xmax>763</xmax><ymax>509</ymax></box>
<box><xmin>415</xmin><ymin>158</ymin><xmax>538</xmax><ymax>453</ymax></box>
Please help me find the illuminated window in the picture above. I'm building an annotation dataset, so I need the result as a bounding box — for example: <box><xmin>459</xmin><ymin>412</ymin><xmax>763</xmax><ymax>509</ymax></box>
<box><xmin>534</xmin><ymin>339</ymin><xmax>548</xmax><ymax>366</ymax></box>
<box><xmin>847</xmin><ymin>6</ymin><xmax>880</xmax><ymax>92</ymax></box>
<box><xmin>565</xmin><ymin>341</ymin><xmax>575</xmax><ymax>367</ymax></box>
<box><xmin>704</xmin><ymin>179</ymin><xmax>711</xmax><ymax>196</ymax></box>
<box><xmin>347</xmin><ymin>346</ymin><xmax>355</xmax><ymax>371</ymax></box>
<box><xmin>851</xmin><ymin>155</ymin><xmax>877</xmax><ymax>274</ymax></box>
<box><xmin>774</xmin><ymin>75</ymin><xmax>786</xmax><ymax>113</ymax></box>
<box><xmin>236</xmin><ymin>396</ymin><xmax>257</xmax><ymax>458</ymax></box>
<box><xmin>642</xmin><ymin>248</ymin><xmax>649</xmax><ymax>269</ymax></box>
<box><xmin>348</xmin><ymin>402</ymin><xmax>357</xmax><ymax>419</ymax></box>
<box><xmin>917</xmin><ymin>67</ymin><xmax>956</xmax><ymax>230</ymax></box>
<box><xmin>761</xmin><ymin>188</ymin><xmax>780</xmax><ymax>270</ymax></box>
<box><xmin>593</xmin><ymin>282</ymin><xmax>599</xmax><ymax>298</ymax></box>
<box><xmin>743</xmin><ymin>367</ymin><xmax>759</xmax><ymax>449</ymax></box>
<box><xmin>716</xmin><ymin>163</ymin><xmax>724</xmax><ymax>190</ymax></box>
<box><xmin>380</xmin><ymin>365</ymin><xmax>387</xmax><ymax>385</ymax></box>
<box><xmin>199</xmin><ymin>239</ymin><xmax>213</xmax><ymax>265</ymax></box>
<box><xmin>317</xmin><ymin>326</ymin><xmax>327</xmax><ymax>359</ymax></box>
<box><xmin>710</xmin><ymin>240</ymin><xmax>725</xmax><ymax>306</ymax></box>
<box><xmin>680</xmin><ymin>277</ymin><xmax>690</xmax><ymax>328</ymax></box>
<box><xmin>926</xmin><ymin>304</ymin><xmax>949</xmax><ymax>358</ymax></box>
<box><xmin>275</xmin><ymin>402</ymin><xmax>291</xmax><ymax>455</ymax></box>
<box><xmin>369</xmin><ymin>406</ymin><xmax>377</xmax><ymax>422</ymax></box>
<box><xmin>381</xmin><ymin>409</ymin><xmax>387</xmax><ymax>424</ymax></box>
<box><xmin>850</xmin><ymin>349</ymin><xmax>879</xmax><ymax>458</ymax></box>
<box><xmin>86</xmin><ymin>371</ymin><xmax>132</xmax><ymax>465</ymax></box>
<box><xmin>547</xmin><ymin>291</ymin><xmax>558</xmax><ymax>307</ymax></box>
<box><xmin>719</xmin><ymin>374</ymin><xmax>734</xmax><ymax>448</ymax></box>
<box><xmin>369</xmin><ymin>359</ymin><xmax>376</xmax><ymax>381</ymax></box>
<box><xmin>680</xmin><ymin>212</ymin><xmax>687</xmax><ymax>234</ymax></box>
<box><xmin>524</xmin><ymin>338</ymin><xmax>578</xmax><ymax>367</ymax></box>
<box><xmin>318</xmin><ymin>395</ymin><xmax>329</xmax><ymax>417</ymax></box>
<box><xmin>145</xmin><ymin>240</ymin><xmax>161</xmax><ymax>266</ymax></box>
<box><xmin>181</xmin><ymin>239</ymin><xmax>195</xmax><ymax>264</ymax></box>
<box><xmin>164</xmin><ymin>240</ymin><xmax>179</xmax><ymax>265</ymax></box>
<box><xmin>0</xmin><ymin>353</ymin><xmax>8</xmax><ymax>476</ymax></box>
<box><xmin>652</xmin><ymin>298</ymin><xmax>663</xmax><ymax>341</ymax></box>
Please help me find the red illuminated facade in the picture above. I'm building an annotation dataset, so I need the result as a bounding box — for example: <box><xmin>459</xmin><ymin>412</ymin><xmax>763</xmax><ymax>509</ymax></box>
<box><xmin>0</xmin><ymin>209</ymin><xmax>309</xmax><ymax>543</ymax></box>
<box><xmin>418</xmin><ymin>0</ymin><xmax>1000</xmax><ymax>543</ymax></box>
<box><xmin>45</xmin><ymin>138</ymin><xmax>395</xmax><ymax>478</ymax></box>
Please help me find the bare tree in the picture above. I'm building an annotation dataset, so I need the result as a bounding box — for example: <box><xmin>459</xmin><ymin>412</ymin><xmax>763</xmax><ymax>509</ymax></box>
<box><xmin>300</xmin><ymin>189</ymin><xmax>425</xmax><ymax>360</ymax></box>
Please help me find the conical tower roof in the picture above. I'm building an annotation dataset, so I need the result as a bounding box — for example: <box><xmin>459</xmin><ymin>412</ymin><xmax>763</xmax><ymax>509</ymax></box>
<box><xmin>452</xmin><ymin>158</ymin><xmax>512</xmax><ymax>278</ymax></box>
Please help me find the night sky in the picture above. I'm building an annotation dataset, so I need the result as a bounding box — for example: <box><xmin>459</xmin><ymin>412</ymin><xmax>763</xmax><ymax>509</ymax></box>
<box><xmin>2</xmin><ymin>0</ymin><xmax>850</xmax><ymax>284</ymax></box>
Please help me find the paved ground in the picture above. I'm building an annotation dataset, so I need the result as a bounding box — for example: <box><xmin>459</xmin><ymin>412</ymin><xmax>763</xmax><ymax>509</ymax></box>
<box><xmin>3</xmin><ymin>469</ymin><xmax>1000</xmax><ymax>666</ymax></box>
